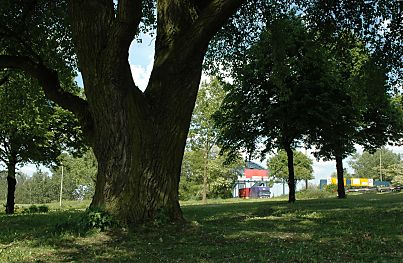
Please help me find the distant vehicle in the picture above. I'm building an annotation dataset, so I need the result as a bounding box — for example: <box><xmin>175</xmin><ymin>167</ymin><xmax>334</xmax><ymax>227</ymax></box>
<box><xmin>390</xmin><ymin>185</ymin><xmax>402</xmax><ymax>192</ymax></box>
<box><xmin>233</xmin><ymin>161</ymin><xmax>272</xmax><ymax>198</ymax></box>
<box><xmin>239</xmin><ymin>181</ymin><xmax>271</xmax><ymax>198</ymax></box>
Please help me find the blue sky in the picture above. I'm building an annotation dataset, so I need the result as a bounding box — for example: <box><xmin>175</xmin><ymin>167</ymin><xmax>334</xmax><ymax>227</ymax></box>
<box><xmin>17</xmin><ymin>32</ymin><xmax>403</xmax><ymax>186</ymax></box>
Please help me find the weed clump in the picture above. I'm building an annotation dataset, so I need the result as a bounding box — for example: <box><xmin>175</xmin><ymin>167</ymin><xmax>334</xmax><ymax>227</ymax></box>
<box><xmin>82</xmin><ymin>208</ymin><xmax>116</xmax><ymax>231</ymax></box>
<box><xmin>21</xmin><ymin>205</ymin><xmax>50</xmax><ymax>214</ymax></box>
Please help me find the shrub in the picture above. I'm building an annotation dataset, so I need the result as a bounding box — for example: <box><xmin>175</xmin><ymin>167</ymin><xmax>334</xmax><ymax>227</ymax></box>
<box><xmin>38</xmin><ymin>205</ymin><xmax>49</xmax><ymax>213</ymax></box>
<box><xmin>21</xmin><ymin>205</ymin><xmax>49</xmax><ymax>214</ymax></box>
<box><xmin>297</xmin><ymin>188</ymin><xmax>335</xmax><ymax>199</ymax></box>
<box><xmin>28</xmin><ymin>205</ymin><xmax>39</xmax><ymax>213</ymax></box>
<box><xmin>323</xmin><ymin>184</ymin><xmax>338</xmax><ymax>193</ymax></box>
<box><xmin>81</xmin><ymin>208</ymin><xmax>115</xmax><ymax>231</ymax></box>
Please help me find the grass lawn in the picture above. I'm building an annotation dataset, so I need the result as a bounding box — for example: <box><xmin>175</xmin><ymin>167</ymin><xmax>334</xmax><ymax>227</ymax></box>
<box><xmin>0</xmin><ymin>193</ymin><xmax>402</xmax><ymax>262</ymax></box>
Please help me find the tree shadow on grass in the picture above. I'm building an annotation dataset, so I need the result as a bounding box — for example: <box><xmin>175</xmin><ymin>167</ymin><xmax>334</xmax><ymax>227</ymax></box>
<box><xmin>0</xmin><ymin>193</ymin><xmax>401</xmax><ymax>262</ymax></box>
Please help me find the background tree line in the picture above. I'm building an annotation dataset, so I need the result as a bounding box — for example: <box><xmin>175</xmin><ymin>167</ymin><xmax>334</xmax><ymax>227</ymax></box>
<box><xmin>0</xmin><ymin>150</ymin><xmax>96</xmax><ymax>204</ymax></box>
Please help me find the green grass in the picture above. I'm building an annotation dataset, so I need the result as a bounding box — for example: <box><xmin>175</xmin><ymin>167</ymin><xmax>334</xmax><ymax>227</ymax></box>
<box><xmin>0</xmin><ymin>193</ymin><xmax>402</xmax><ymax>262</ymax></box>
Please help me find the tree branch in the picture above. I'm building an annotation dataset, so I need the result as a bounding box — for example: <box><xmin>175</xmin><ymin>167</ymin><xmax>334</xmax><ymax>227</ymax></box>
<box><xmin>0</xmin><ymin>55</ymin><xmax>93</xmax><ymax>136</ymax></box>
<box><xmin>187</xmin><ymin>0</ymin><xmax>245</xmax><ymax>52</ymax></box>
<box><xmin>146</xmin><ymin>0</ymin><xmax>244</xmax><ymax>101</ymax></box>
<box><xmin>117</xmin><ymin>0</ymin><xmax>142</xmax><ymax>28</ymax></box>
<box><xmin>113</xmin><ymin>0</ymin><xmax>142</xmax><ymax>51</ymax></box>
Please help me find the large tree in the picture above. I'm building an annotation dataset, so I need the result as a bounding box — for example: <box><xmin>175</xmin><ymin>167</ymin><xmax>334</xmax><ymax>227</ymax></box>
<box><xmin>0</xmin><ymin>1</ymin><xmax>400</xmax><ymax>223</ymax></box>
<box><xmin>214</xmin><ymin>16</ymin><xmax>338</xmax><ymax>203</ymax></box>
<box><xmin>0</xmin><ymin>0</ymin><xmax>244</xmax><ymax>224</ymax></box>
<box><xmin>307</xmin><ymin>36</ymin><xmax>403</xmax><ymax>199</ymax></box>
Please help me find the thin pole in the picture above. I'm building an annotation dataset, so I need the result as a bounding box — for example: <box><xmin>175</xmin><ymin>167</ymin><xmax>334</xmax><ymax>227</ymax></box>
<box><xmin>379</xmin><ymin>150</ymin><xmax>382</xmax><ymax>181</ymax></box>
<box><xmin>59</xmin><ymin>165</ymin><xmax>63</xmax><ymax>207</ymax></box>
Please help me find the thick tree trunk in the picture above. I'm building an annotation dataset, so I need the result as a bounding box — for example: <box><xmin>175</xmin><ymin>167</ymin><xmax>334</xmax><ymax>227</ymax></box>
<box><xmin>90</xmin><ymin>172</ymin><xmax>104</xmax><ymax>209</ymax></box>
<box><xmin>83</xmin><ymin>52</ymin><xmax>204</xmax><ymax>224</ymax></box>
<box><xmin>5</xmin><ymin>162</ymin><xmax>16</xmax><ymax>214</ymax></box>
<box><xmin>285</xmin><ymin>146</ymin><xmax>296</xmax><ymax>203</ymax></box>
<box><xmin>65</xmin><ymin>0</ymin><xmax>244</xmax><ymax>225</ymax></box>
<box><xmin>335</xmin><ymin>155</ymin><xmax>346</xmax><ymax>199</ymax></box>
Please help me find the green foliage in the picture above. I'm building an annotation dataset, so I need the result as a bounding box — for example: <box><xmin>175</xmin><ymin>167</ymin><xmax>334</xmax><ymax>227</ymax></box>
<box><xmin>323</xmin><ymin>184</ymin><xmax>338</xmax><ymax>193</ymax></box>
<box><xmin>349</xmin><ymin>148</ymin><xmax>401</xmax><ymax>181</ymax></box>
<box><xmin>0</xmin><ymin>150</ymin><xmax>96</xmax><ymax>205</ymax></box>
<box><xmin>214</xmin><ymin>16</ymin><xmax>342</xmax><ymax>159</ymax></box>
<box><xmin>268</xmin><ymin>150</ymin><xmax>314</xmax><ymax>181</ymax></box>
<box><xmin>180</xmin><ymin>147</ymin><xmax>240</xmax><ymax>200</ymax></box>
<box><xmin>21</xmin><ymin>205</ymin><xmax>49</xmax><ymax>214</ymax></box>
<box><xmin>297</xmin><ymin>188</ymin><xmax>335</xmax><ymax>199</ymax></box>
<box><xmin>180</xmin><ymin>78</ymin><xmax>242</xmax><ymax>201</ymax></box>
<box><xmin>51</xmin><ymin>150</ymin><xmax>97</xmax><ymax>201</ymax></box>
<box><xmin>0</xmin><ymin>73</ymin><xmax>83</xmax><ymax>168</ymax></box>
<box><xmin>38</xmin><ymin>205</ymin><xmax>49</xmax><ymax>213</ymax></box>
<box><xmin>207</xmin><ymin>1</ymin><xmax>402</xmax><ymax>87</ymax></box>
<box><xmin>153</xmin><ymin>208</ymin><xmax>170</xmax><ymax>226</ymax></box>
<box><xmin>330</xmin><ymin>169</ymin><xmax>353</xmax><ymax>179</ymax></box>
<box><xmin>81</xmin><ymin>208</ymin><xmax>115</xmax><ymax>231</ymax></box>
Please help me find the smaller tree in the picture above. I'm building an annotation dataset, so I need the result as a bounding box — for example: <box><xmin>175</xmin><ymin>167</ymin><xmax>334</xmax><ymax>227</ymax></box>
<box><xmin>386</xmin><ymin>163</ymin><xmax>403</xmax><ymax>186</ymax></box>
<box><xmin>182</xmin><ymin>78</ymin><xmax>242</xmax><ymax>201</ymax></box>
<box><xmin>0</xmin><ymin>73</ymin><xmax>84</xmax><ymax>213</ymax></box>
<box><xmin>187</xmin><ymin>78</ymin><xmax>228</xmax><ymax>203</ymax></box>
<box><xmin>180</xmin><ymin>147</ymin><xmax>240</xmax><ymax>201</ymax></box>
<box><xmin>268</xmin><ymin>150</ymin><xmax>313</xmax><ymax>186</ymax></box>
<box><xmin>349</xmin><ymin>148</ymin><xmax>401</xmax><ymax>181</ymax></box>
<box><xmin>51</xmin><ymin>150</ymin><xmax>97</xmax><ymax>201</ymax></box>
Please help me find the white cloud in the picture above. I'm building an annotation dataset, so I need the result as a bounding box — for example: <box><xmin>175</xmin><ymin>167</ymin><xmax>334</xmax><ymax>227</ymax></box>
<box><xmin>18</xmin><ymin>164</ymin><xmax>50</xmax><ymax>177</ymax></box>
<box><xmin>130</xmin><ymin>59</ymin><xmax>153</xmax><ymax>91</ymax></box>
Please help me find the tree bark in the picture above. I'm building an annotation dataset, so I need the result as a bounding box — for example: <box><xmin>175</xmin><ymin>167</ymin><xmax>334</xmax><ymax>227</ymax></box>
<box><xmin>0</xmin><ymin>0</ymin><xmax>245</xmax><ymax>225</ymax></box>
<box><xmin>335</xmin><ymin>155</ymin><xmax>346</xmax><ymax>199</ymax></box>
<box><xmin>285</xmin><ymin>146</ymin><xmax>296</xmax><ymax>203</ymax></box>
<box><xmin>67</xmin><ymin>1</ymin><xmax>244</xmax><ymax>225</ymax></box>
<box><xmin>5</xmin><ymin>162</ymin><xmax>16</xmax><ymax>214</ymax></box>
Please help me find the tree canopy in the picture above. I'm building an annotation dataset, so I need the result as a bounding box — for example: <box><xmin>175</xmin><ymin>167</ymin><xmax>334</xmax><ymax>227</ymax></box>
<box><xmin>268</xmin><ymin>150</ymin><xmax>313</xmax><ymax>182</ymax></box>
<box><xmin>349</xmin><ymin>148</ymin><xmax>401</xmax><ymax>181</ymax></box>
<box><xmin>0</xmin><ymin>71</ymin><xmax>84</xmax><ymax>213</ymax></box>
<box><xmin>181</xmin><ymin>79</ymin><xmax>241</xmax><ymax>201</ymax></box>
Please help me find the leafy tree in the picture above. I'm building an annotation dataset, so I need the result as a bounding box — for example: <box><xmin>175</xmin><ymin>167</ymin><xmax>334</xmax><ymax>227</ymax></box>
<box><xmin>28</xmin><ymin>170</ymin><xmax>58</xmax><ymax>204</ymax></box>
<box><xmin>215</xmin><ymin>17</ymin><xmax>339</xmax><ymax>203</ymax></box>
<box><xmin>349</xmin><ymin>148</ymin><xmax>401</xmax><ymax>181</ymax></box>
<box><xmin>187</xmin><ymin>78</ymin><xmax>227</xmax><ymax>203</ymax></box>
<box><xmin>0</xmin><ymin>0</ymin><xmax>245</xmax><ymax>224</ymax></box>
<box><xmin>0</xmin><ymin>73</ymin><xmax>84</xmax><ymax>214</ymax></box>
<box><xmin>51</xmin><ymin>150</ymin><xmax>97</xmax><ymax>201</ymax></box>
<box><xmin>0</xmin><ymin>171</ymin><xmax>7</xmax><ymax>203</ymax></box>
<box><xmin>386</xmin><ymin>163</ymin><xmax>403</xmax><ymax>186</ymax></box>
<box><xmin>306</xmin><ymin>34</ymin><xmax>403</xmax><ymax>198</ymax></box>
<box><xmin>0</xmin><ymin>0</ymin><xmax>400</xmax><ymax>223</ymax></box>
<box><xmin>181</xmin><ymin>79</ymin><xmax>241</xmax><ymax>202</ymax></box>
<box><xmin>180</xmin><ymin>147</ymin><xmax>239</xmax><ymax>201</ymax></box>
<box><xmin>267</xmin><ymin>150</ymin><xmax>313</xmax><ymax>183</ymax></box>
<box><xmin>330</xmin><ymin>169</ymin><xmax>352</xmax><ymax>179</ymax></box>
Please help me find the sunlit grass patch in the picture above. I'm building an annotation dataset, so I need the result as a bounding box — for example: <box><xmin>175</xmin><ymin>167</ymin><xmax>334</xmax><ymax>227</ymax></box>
<box><xmin>0</xmin><ymin>192</ymin><xmax>402</xmax><ymax>262</ymax></box>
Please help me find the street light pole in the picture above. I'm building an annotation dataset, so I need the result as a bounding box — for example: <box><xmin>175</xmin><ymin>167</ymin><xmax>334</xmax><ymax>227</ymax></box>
<box><xmin>59</xmin><ymin>164</ymin><xmax>64</xmax><ymax>207</ymax></box>
<box><xmin>379</xmin><ymin>150</ymin><xmax>382</xmax><ymax>181</ymax></box>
